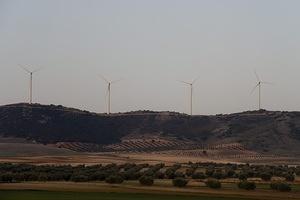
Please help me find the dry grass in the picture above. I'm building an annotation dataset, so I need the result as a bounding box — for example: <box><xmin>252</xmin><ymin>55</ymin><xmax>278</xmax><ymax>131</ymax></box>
<box><xmin>0</xmin><ymin>151</ymin><xmax>299</xmax><ymax>166</ymax></box>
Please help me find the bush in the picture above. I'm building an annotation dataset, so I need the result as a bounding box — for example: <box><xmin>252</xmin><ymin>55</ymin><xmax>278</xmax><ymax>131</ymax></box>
<box><xmin>225</xmin><ymin>169</ymin><xmax>235</xmax><ymax>178</ymax></box>
<box><xmin>192</xmin><ymin>172</ymin><xmax>206</xmax><ymax>179</ymax></box>
<box><xmin>205</xmin><ymin>168</ymin><xmax>214</xmax><ymax>177</ymax></box>
<box><xmin>238</xmin><ymin>181</ymin><xmax>256</xmax><ymax>190</ymax></box>
<box><xmin>172</xmin><ymin>178</ymin><xmax>188</xmax><ymax>187</ymax></box>
<box><xmin>70</xmin><ymin>174</ymin><xmax>88</xmax><ymax>182</ymax></box>
<box><xmin>165</xmin><ymin>168</ymin><xmax>176</xmax><ymax>179</ymax></box>
<box><xmin>155</xmin><ymin>171</ymin><xmax>165</xmax><ymax>179</ymax></box>
<box><xmin>105</xmin><ymin>175</ymin><xmax>124</xmax><ymax>184</ymax></box>
<box><xmin>205</xmin><ymin>179</ymin><xmax>221</xmax><ymax>189</ymax></box>
<box><xmin>212</xmin><ymin>171</ymin><xmax>223</xmax><ymax>179</ymax></box>
<box><xmin>284</xmin><ymin>174</ymin><xmax>295</xmax><ymax>182</ymax></box>
<box><xmin>238</xmin><ymin>173</ymin><xmax>248</xmax><ymax>181</ymax></box>
<box><xmin>91</xmin><ymin>172</ymin><xmax>106</xmax><ymax>181</ymax></box>
<box><xmin>185</xmin><ymin>168</ymin><xmax>195</xmax><ymax>177</ymax></box>
<box><xmin>139</xmin><ymin>176</ymin><xmax>154</xmax><ymax>186</ymax></box>
<box><xmin>270</xmin><ymin>182</ymin><xmax>291</xmax><ymax>192</ymax></box>
<box><xmin>260</xmin><ymin>173</ymin><xmax>272</xmax><ymax>181</ymax></box>
<box><xmin>0</xmin><ymin>173</ymin><xmax>13</xmax><ymax>183</ymax></box>
<box><xmin>174</xmin><ymin>171</ymin><xmax>185</xmax><ymax>178</ymax></box>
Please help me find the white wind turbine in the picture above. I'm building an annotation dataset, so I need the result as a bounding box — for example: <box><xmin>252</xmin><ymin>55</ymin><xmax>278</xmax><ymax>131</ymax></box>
<box><xmin>179</xmin><ymin>77</ymin><xmax>200</xmax><ymax>115</ymax></box>
<box><xmin>99</xmin><ymin>75</ymin><xmax>121</xmax><ymax>114</ymax></box>
<box><xmin>19</xmin><ymin>65</ymin><xmax>42</xmax><ymax>104</ymax></box>
<box><xmin>251</xmin><ymin>71</ymin><xmax>272</xmax><ymax>110</ymax></box>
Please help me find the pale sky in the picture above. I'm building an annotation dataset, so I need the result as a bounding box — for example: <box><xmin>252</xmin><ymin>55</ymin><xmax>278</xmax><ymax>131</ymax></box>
<box><xmin>1</xmin><ymin>0</ymin><xmax>300</xmax><ymax>115</ymax></box>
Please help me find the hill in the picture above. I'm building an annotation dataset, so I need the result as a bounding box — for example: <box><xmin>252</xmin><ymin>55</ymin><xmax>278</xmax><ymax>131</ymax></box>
<box><xmin>0</xmin><ymin>103</ymin><xmax>300</xmax><ymax>157</ymax></box>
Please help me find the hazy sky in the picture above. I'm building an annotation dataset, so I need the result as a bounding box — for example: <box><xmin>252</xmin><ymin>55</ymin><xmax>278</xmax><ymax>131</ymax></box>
<box><xmin>1</xmin><ymin>0</ymin><xmax>300</xmax><ymax>115</ymax></box>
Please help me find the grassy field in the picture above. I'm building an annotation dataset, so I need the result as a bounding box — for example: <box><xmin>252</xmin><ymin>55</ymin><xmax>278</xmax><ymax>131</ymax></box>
<box><xmin>0</xmin><ymin>190</ymin><xmax>258</xmax><ymax>200</ymax></box>
<box><xmin>1</xmin><ymin>181</ymin><xmax>300</xmax><ymax>200</ymax></box>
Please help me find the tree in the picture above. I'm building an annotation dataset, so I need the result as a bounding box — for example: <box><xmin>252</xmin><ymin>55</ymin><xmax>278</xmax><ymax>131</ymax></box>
<box><xmin>238</xmin><ymin>181</ymin><xmax>256</xmax><ymax>190</ymax></box>
<box><xmin>205</xmin><ymin>168</ymin><xmax>214</xmax><ymax>177</ymax></box>
<box><xmin>270</xmin><ymin>182</ymin><xmax>291</xmax><ymax>192</ymax></box>
<box><xmin>238</xmin><ymin>173</ymin><xmax>248</xmax><ymax>181</ymax></box>
<box><xmin>260</xmin><ymin>173</ymin><xmax>272</xmax><ymax>181</ymax></box>
<box><xmin>165</xmin><ymin>168</ymin><xmax>176</xmax><ymax>179</ymax></box>
<box><xmin>0</xmin><ymin>173</ymin><xmax>13</xmax><ymax>183</ymax></box>
<box><xmin>212</xmin><ymin>171</ymin><xmax>223</xmax><ymax>179</ymax></box>
<box><xmin>185</xmin><ymin>168</ymin><xmax>195</xmax><ymax>177</ymax></box>
<box><xmin>139</xmin><ymin>176</ymin><xmax>154</xmax><ymax>186</ymax></box>
<box><xmin>70</xmin><ymin>174</ymin><xmax>88</xmax><ymax>182</ymax></box>
<box><xmin>284</xmin><ymin>174</ymin><xmax>295</xmax><ymax>182</ymax></box>
<box><xmin>192</xmin><ymin>172</ymin><xmax>206</xmax><ymax>179</ymax></box>
<box><xmin>174</xmin><ymin>171</ymin><xmax>185</xmax><ymax>178</ymax></box>
<box><xmin>172</xmin><ymin>178</ymin><xmax>188</xmax><ymax>187</ymax></box>
<box><xmin>105</xmin><ymin>175</ymin><xmax>124</xmax><ymax>184</ymax></box>
<box><xmin>155</xmin><ymin>171</ymin><xmax>165</xmax><ymax>179</ymax></box>
<box><xmin>205</xmin><ymin>179</ymin><xmax>221</xmax><ymax>189</ymax></box>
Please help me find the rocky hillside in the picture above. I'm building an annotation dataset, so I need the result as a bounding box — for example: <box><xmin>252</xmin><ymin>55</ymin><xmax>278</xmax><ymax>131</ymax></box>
<box><xmin>0</xmin><ymin>103</ymin><xmax>300</xmax><ymax>156</ymax></box>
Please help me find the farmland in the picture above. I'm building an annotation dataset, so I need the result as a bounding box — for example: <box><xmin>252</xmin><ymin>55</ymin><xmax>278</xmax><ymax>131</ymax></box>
<box><xmin>0</xmin><ymin>162</ymin><xmax>300</xmax><ymax>200</ymax></box>
<box><xmin>0</xmin><ymin>190</ymin><xmax>260</xmax><ymax>200</ymax></box>
<box><xmin>0</xmin><ymin>181</ymin><xmax>299</xmax><ymax>200</ymax></box>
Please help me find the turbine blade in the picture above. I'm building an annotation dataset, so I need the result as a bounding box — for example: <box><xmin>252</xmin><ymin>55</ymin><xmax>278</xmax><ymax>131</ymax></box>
<box><xmin>99</xmin><ymin>75</ymin><xmax>109</xmax><ymax>83</ymax></box>
<box><xmin>262</xmin><ymin>81</ymin><xmax>274</xmax><ymax>85</ymax></box>
<box><xmin>19</xmin><ymin>65</ymin><xmax>31</xmax><ymax>73</ymax></box>
<box><xmin>254</xmin><ymin>70</ymin><xmax>260</xmax><ymax>82</ymax></box>
<box><xmin>111</xmin><ymin>78</ymin><xmax>122</xmax><ymax>84</ymax></box>
<box><xmin>250</xmin><ymin>83</ymin><xmax>259</xmax><ymax>95</ymax></box>
<box><xmin>178</xmin><ymin>80</ymin><xmax>191</xmax><ymax>85</ymax></box>
<box><xmin>32</xmin><ymin>67</ymin><xmax>43</xmax><ymax>73</ymax></box>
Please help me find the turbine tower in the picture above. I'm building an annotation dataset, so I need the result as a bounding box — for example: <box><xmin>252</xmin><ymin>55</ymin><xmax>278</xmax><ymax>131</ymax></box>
<box><xmin>19</xmin><ymin>66</ymin><xmax>41</xmax><ymax>104</ymax></box>
<box><xmin>251</xmin><ymin>71</ymin><xmax>272</xmax><ymax>110</ymax></box>
<box><xmin>179</xmin><ymin>77</ymin><xmax>199</xmax><ymax>115</ymax></box>
<box><xmin>99</xmin><ymin>75</ymin><xmax>121</xmax><ymax>115</ymax></box>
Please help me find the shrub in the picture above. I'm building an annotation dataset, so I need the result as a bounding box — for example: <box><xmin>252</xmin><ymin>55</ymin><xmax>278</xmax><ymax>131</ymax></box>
<box><xmin>238</xmin><ymin>181</ymin><xmax>256</xmax><ymax>190</ymax></box>
<box><xmin>270</xmin><ymin>182</ymin><xmax>291</xmax><ymax>192</ymax></box>
<box><xmin>122</xmin><ymin>170</ymin><xmax>141</xmax><ymax>180</ymax></box>
<box><xmin>165</xmin><ymin>168</ymin><xmax>176</xmax><ymax>179</ymax></box>
<box><xmin>174</xmin><ymin>171</ymin><xmax>185</xmax><ymax>178</ymax></box>
<box><xmin>225</xmin><ymin>169</ymin><xmax>235</xmax><ymax>178</ymax></box>
<box><xmin>205</xmin><ymin>168</ymin><xmax>214</xmax><ymax>177</ymax></box>
<box><xmin>238</xmin><ymin>173</ymin><xmax>248</xmax><ymax>181</ymax></box>
<box><xmin>70</xmin><ymin>174</ymin><xmax>89</xmax><ymax>182</ymax></box>
<box><xmin>172</xmin><ymin>178</ymin><xmax>188</xmax><ymax>187</ymax></box>
<box><xmin>192</xmin><ymin>172</ymin><xmax>206</xmax><ymax>179</ymax></box>
<box><xmin>155</xmin><ymin>171</ymin><xmax>165</xmax><ymax>179</ymax></box>
<box><xmin>105</xmin><ymin>175</ymin><xmax>124</xmax><ymax>184</ymax></box>
<box><xmin>185</xmin><ymin>168</ymin><xmax>195</xmax><ymax>177</ymax></box>
<box><xmin>0</xmin><ymin>173</ymin><xmax>13</xmax><ymax>183</ymax></box>
<box><xmin>139</xmin><ymin>176</ymin><xmax>154</xmax><ymax>186</ymax></box>
<box><xmin>205</xmin><ymin>179</ymin><xmax>221</xmax><ymax>189</ymax></box>
<box><xmin>212</xmin><ymin>171</ymin><xmax>223</xmax><ymax>179</ymax></box>
<box><xmin>91</xmin><ymin>172</ymin><xmax>106</xmax><ymax>181</ymax></box>
<box><xmin>284</xmin><ymin>174</ymin><xmax>295</xmax><ymax>182</ymax></box>
<box><xmin>260</xmin><ymin>173</ymin><xmax>272</xmax><ymax>181</ymax></box>
<box><xmin>143</xmin><ymin>169</ymin><xmax>155</xmax><ymax>177</ymax></box>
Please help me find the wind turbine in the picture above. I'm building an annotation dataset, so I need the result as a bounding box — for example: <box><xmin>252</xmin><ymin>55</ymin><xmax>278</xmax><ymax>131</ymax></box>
<box><xmin>251</xmin><ymin>71</ymin><xmax>272</xmax><ymax>110</ymax></box>
<box><xmin>179</xmin><ymin>77</ymin><xmax>200</xmax><ymax>115</ymax></box>
<box><xmin>99</xmin><ymin>75</ymin><xmax>121</xmax><ymax>115</ymax></box>
<box><xmin>19</xmin><ymin>65</ymin><xmax>42</xmax><ymax>104</ymax></box>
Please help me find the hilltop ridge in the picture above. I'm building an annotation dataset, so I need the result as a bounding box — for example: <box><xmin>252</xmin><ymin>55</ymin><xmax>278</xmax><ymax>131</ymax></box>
<box><xmin>0</xmin><ymin>103</ymin><xmax>300</xmax><ymax>157</ymax></box>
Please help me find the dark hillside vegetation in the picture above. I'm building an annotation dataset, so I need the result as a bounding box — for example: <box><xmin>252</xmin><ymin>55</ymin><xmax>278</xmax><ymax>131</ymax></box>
<box><xmin>1</xmin><ymin>103</ymin><xmax>300</xmax><ymax>156</ymax></box>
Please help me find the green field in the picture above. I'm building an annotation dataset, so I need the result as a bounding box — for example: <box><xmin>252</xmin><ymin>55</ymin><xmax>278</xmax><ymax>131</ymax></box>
<box><xmin>0</xmin><ymin>190</ymin><xmax>257</xmax><ymax>200</ymax></box>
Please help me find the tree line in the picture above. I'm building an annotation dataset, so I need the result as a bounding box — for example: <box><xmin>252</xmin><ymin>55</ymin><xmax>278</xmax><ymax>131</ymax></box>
<box><xmin>0</xmin><ymin>162</ymin><xmax>298</xmax><ymax>192</ymax></box>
